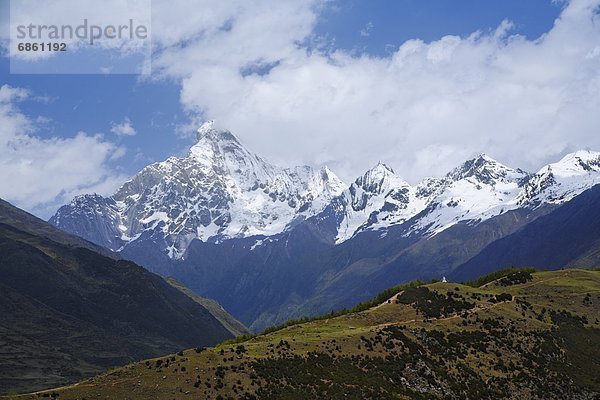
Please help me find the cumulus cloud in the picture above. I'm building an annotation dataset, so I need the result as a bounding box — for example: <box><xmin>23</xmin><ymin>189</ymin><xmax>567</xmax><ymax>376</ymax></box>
<box><xmin>0</xmin><ymin>85</ymin><xmax>127</xmax><ymax>218</ymax></box>
<box><xmin>149</xmin><ymin>0</ymin><xmax>600</xmax><ymax>183</ymax></box>
<box><xmin>110</xmin><ymin>117</ymin><xmax>137</xmax><ymax>136</ymax></box>
<box><xmin>2</xmin><ymin>0</ymin><xmax>599</xmax><ymax>217</ymax></box>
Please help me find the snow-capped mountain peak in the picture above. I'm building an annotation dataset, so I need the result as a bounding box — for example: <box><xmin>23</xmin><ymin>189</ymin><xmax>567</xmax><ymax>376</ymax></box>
<box><xmin>551</xmin><ymin>150</ymin><xmax>600</xmax><ymax>175</ymax></box>
<box><xmin>354</xmin><ymin>162</ymin><xmax>408</xmax><ymax>195</ymax></box>
<box><xmin>192</xmin><ymin>121</ymin><xmax>249</xmax><ymax>153</ymax></box>
<box><xmin>406</xmin><ymin>155</ymin><xmax>530</xmax><ymax>236</ymax></box>
<box><xmin>517</xmin><ymin>150</ymin><xmax>600</xmax><ymax>205</ymax></box>
<box><xmin>334</xmin><ymin>154</ymin><xmax>531</xmax><ymax>243</ymax></box>
<box><xmin>51</xmin><ymin>123</ymin><xmax>345</xmax><ymax>258</ymax></box>
<box><xmin>50</xmin><ymin>143</ymin><xmax>600</xmax><ymax>259</ymax></box>
<box><xmin>189</xmin><ymin>121</ymin><xmax>273</xmax><ymax>184</ymax></box>
<box><xmin>369</xmin><ymin>161</ymin><xmax>395</xmax><ymax>175</ymax></box>
<box><xmin>335</xmin><ymin>163</ymin><xmax>421</xmax><ymax>242</ymax></box>
<box><xmin>196</xmin><ymin>120</ymin><xmax>219</xmax><ymax>139</ymax></box>
<box><xmin>447</xmin><ymin>153</ymin><xmax>526</xmax><ymax>185</ymax></box>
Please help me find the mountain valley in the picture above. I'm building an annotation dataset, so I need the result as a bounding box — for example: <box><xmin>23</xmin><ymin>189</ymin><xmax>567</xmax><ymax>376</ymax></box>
<box><xmin>49</xmin><ymin>124</ymin><xmax>600</xmax><ymax>330</ymax></box>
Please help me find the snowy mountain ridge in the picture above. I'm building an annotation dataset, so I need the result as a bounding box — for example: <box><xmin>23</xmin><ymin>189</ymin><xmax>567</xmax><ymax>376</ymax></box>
<box><xmin>51</xmin><ymin>121</ymin><xmax>346</xmax><ymax>258</ymax></box>
<box><xmin>50</xmin><ymin>123</ymin><xmax>600</xmax><ymax>259</ymax></box>
<box><xmin>516</xmin><ymin>150</ymin><xmax>600</xmax><ymax>206</ymax></box>
<box><xmin>335</xmin><ymin>150</ymin><xmax>600</xmax><ymax>243</ymax></box>
<box><xmin>333</xmin><ymin>153</ymin><xmax>531</xmax><ymax>243</ymax></box>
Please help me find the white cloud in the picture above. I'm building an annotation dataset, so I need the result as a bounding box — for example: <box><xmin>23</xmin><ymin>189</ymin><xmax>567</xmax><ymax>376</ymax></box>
<box><xmin>2</xmin><ymin>0</ymin><xmax>600</xmax><ymax>217</ymax></box>
<box><xmin>0</xmin><ymin>85</ymin><xmax>128</xmax><ymax>218</ymax></box>
<box><xmin>360</xmin><ymin>21</ymin><xmax>373</xmax><ymax>37</ymax></box>
<box><xmin>110</xmin><ymin>117</ymin><xmax>137</xmax><ymax>136</ymax></box>
<box><xmin>149</xmin><ymin>0</ymin><xmax>600</xmax><ymax>184</ymax></box>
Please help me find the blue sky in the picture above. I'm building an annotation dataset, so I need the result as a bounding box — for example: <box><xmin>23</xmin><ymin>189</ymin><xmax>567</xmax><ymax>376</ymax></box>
<box><xmin>315</xmin><ymin>0</ymin><xmax>560</xmax><ymax>54</ymax></box>
<box><xmin>0</xmin><ymin>0</ymin><xmax>562</xmax><ymax>171</ymax></box>
<box><xmin>0</xmin><ymin>59</ymin><xmax>191</xmax><ymax>169</ymax></box>
<box><xmin>3</xmin><ymin>0</ymin><xmax>600</xmax><ymax>218</ymax></box>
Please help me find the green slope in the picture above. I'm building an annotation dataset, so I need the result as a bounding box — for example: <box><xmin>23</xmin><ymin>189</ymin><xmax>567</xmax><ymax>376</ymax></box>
<box><xmin>8</xmin><ymin>269</ymin><xmax>599</xmax><ymax>400</ymax></box>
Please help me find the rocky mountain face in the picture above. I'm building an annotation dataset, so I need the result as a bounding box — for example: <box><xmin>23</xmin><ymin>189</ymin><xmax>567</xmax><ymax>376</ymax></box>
<box><xmin>517</xmin><ymin>150</ymin><xmax>600</xmax><ymax>205</ymax></box>
<box><xmin>333</xmin><ymin>154</ymin><xmax>531</xmax><ymax>243</ymax></box>
<box><xmin>49</xmin><ymin>124</ymin><xmax>600</xmax><ymax>330</ymax></box>
<box><xmin>333</xmin><ymin>162</ymin><xmax>425</xmax><ymax>242</ymax></box>
<box><xmin>51</xmin><ymin>121</ymin><xmax>345</xmax><ymax>259</ymax></box>
<box><xmin>50</xmin><ymin>122</ymin><xmax>600</xmax><ymax>261</ymax></box>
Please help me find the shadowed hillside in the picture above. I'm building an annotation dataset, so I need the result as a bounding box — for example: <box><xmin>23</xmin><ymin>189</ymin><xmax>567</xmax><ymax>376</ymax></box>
<box><xmin>0</xmin><ymin>199</ymin><xmax>235</xmax><ymax>394</ymax></box>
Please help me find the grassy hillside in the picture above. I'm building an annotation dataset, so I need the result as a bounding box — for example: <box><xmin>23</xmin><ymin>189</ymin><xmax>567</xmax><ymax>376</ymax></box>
<box><xmin>6</xmin><ymin>269</ymin><xmax>599</xmax><ymax>400</ymax></box>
